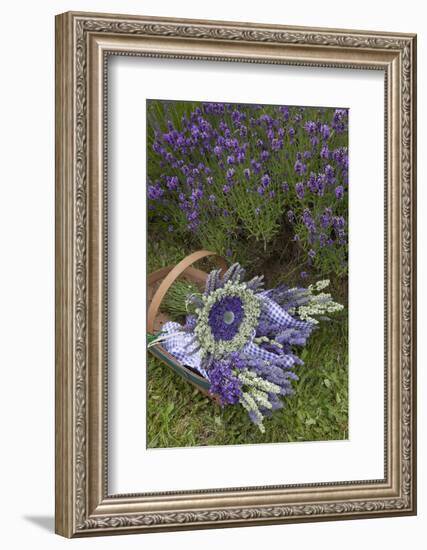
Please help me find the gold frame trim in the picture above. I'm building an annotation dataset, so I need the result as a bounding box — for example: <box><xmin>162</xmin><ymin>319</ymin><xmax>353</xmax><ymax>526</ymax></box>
<box><xmin>55</xmin><ymin>11</ymin><xmax>417</xmax><ymax>537</ymax></box>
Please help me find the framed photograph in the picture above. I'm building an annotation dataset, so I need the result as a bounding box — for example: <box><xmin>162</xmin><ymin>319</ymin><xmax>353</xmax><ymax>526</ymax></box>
<box><xmin>55</xmin><ymin>11</ymin><xmax>417</xmax><ymax>537</ymax></box>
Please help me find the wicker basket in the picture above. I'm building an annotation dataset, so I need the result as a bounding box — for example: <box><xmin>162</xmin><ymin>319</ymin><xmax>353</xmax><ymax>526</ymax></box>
<box><xmin>147</xmin><ymin>250</ymin><xmax>228</xmax><ymax>400</ymax></box>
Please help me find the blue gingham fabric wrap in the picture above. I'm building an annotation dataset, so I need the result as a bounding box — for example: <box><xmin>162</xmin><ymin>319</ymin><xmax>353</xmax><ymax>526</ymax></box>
<box><xmin>159</xmin><ymin>293</ymin><xmax>313</xmax><ymax>378</ymax></box>
<box><xmin>258</xmin><ymin>293</ymin><xmax>312</xmax><ymax>331</ymax></box>
<box><xmin>157</xmin><ymin>322</ymin><xmax>208</xmax><ymax>378</ymax></box>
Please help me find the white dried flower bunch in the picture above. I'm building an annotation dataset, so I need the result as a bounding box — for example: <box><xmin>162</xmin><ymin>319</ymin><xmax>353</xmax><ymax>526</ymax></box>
<box><xmin>289</xmin><ymin>279</ymin><xmax>344</xmax><ymax>324</ymax></box>
<box><xmin>235</xmin><ymin>368</ymin><xmax>282</xmax><ymax>433</ymax></box>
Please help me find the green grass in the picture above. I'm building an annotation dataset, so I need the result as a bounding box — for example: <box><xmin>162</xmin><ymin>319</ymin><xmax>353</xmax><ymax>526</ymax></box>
<box><xmin>147</xmin><ymin>315</ymin><xmax>348</xmax><ymax>448</ymax></box>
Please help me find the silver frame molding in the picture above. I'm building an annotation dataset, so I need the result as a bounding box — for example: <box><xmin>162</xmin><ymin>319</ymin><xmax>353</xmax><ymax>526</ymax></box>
<box><xmin>55</xmin><ymin>11</ymin><xmax>417</xmax><ymax>538</ymax></box>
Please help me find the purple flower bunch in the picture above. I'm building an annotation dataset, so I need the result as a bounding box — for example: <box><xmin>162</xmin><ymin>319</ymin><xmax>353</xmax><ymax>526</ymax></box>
<box><xmin>158</xmin><ymin>262</ymin><xmax>343</xmax><ymax>431</ymax></box>
<box><xmin>147</xmin><ymin>100</ymin><xmax>349</xmax><ymax>277</ymax></box>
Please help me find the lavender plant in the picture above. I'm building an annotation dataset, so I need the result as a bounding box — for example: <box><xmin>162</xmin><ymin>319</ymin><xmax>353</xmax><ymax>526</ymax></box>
<box><xmin>147</xmin><ymin>100</ymin><xmax>348</xmax><ymax>278</ymax></box>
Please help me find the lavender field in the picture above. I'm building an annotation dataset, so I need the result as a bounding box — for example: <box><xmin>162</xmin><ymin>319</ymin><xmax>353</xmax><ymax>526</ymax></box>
<box><xmin>146</xmin><ymin>100</ymin><xmax>348</xmax><ymax>447</ymax></box>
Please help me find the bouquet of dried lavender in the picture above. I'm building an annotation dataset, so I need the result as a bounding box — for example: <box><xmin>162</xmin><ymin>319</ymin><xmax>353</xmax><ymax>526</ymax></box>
<box><xmin>151</xmin><ymin>263</ymin><xmax>343</xmax><ymax>432</ymax></box>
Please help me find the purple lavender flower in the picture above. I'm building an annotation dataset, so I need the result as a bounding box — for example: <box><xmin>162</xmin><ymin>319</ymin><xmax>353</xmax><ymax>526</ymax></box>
<box><xmin>302</xmin><ymin>208</ymin><xmax>316</xmax><ymax>233</ymax></box>
<box><xmin>261</xmin><ymin>174</ymin><xmax>270</xmax><ymax>188</ymax></box>
<box><xmin>152</xmin><ymin>141</ymin><xmax>164</xmax><ymax>155</ymax></box>
<box><xmin>320</xmin><ymin>145</ymin><xmax>329</xmax><ymax>160</ymax></box>
<box><xmin>191</xmin><ymin>188</ymin><xmax>203</xmax><ymax>201</ymax></box>
<box><xmin>147</xmin><ymin>183</ymin><xmax>164</xmax><ymax>200</ymax></box>
<box><xmin>325</xmin><ymin>164</ymin><xmax>335</xmax><ymax>185</ymax></box>
<box><xmin>320</xmin><ymin>123</ymin><xmax>331</xmax><ymax>140</ymax></box>
<box><xmin>335</xmin><ymin>185</ymin><xmax>344</xmax><ymax>199</ymax></box>
<box><xmin>317</xmin><ymin>174</ymin><xmax>326</xmax><ymax>196</ymax></box>
<box><xmin>208</xmin><ymin>358</ymin><xmax>242</xmax><ymax>406</ymax></box>
<box><xmin>271</xmin><ymin>138</ymin><xmax>283</xmax><ymax>151</ymax></box>
<box><xmin>236</xmin><ymin>150</ymin><xmax>246</xmax><ymax>164</ymax></box>
<box><xmin>333</xmin><ymin>215</ymin><xmax>346</xmax><ymax>229</ymax></box>
<box><xmin>304</xmin><ymin>120</ymin><xmax>317</xmax><ymax>134</ymax></box>
<box><xmin>240</xmin><ymin>125</ymin><xmax>248</xmax><ymax>138</ymax></box>
<box><xmin>294</xmin><ymin>159</ymin><xmax>307</xmax><ymax>176</ymax></box>
<box><xmin>332</xmin><ymin>147</ymin><xmax>349</xmax><ymax>169</ymax></box>
<box><xmin>295</xmin><ymin>182</ymin><xmax>305</xmax><ymax>199</ymax></box>
<box><xmin>259</xmin><ymin>114</ymin><xmax>272</xmax><ymax>125</ymax></box>
<box><xmin>227</xmin><ymin>138</ymin><xmax>239</xmax><ymax>150</ymax></box>
<box><xmin>279</xmin><ymin>106</ymin><xmax>290</xmax><ymax>120</ymax></box>
<box><xmin>250</xmin><ymin>159</ymin><xmax>262</xmax><ymax>174</ymax></box>
<box><xmin>214</xmin><ymin>145</ymin><xmax>222</xmax><ymax>157</ymax></box>
<box><xmin>248</xmin><ymin>410</ymin><xmax>261</xmax><ymax>424</ymax></box>
<box><xmin>320</xmin><ymin>207</ymin><xmax>333</xmax><ymax>228</ymax></box>
<box><xmin>226</xmin><ymin>168</ymin><xmax>235</xmax><ymax>180</ymax></box>
<box><xmin>231</xmin><ymin>110</ymin><xmax>242</xmax><ymax>126</ymax></box>
<box><xmin>332</xmin><ymin>109</ymin><xmax>348</xmax><ymax>134</ymax></box>
<box><xmin>165</xmin><ymin>175</ymin><xmax>179</xmax><ymax>190</ymax></box>
<box><xmin>307</xmin><ymin>172</ymin><xmax>318</xmax><ymax>194</ymax></box>
<box><xmin>190</xmin><ymin>124</ymin><xmax>200</xmax><ymax>139</ymax></box>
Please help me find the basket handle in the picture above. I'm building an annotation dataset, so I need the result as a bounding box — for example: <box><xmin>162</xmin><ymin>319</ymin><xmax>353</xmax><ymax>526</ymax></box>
<box><xmin>147</xmin><ymin>250</ymin><xmax>227</xmax><ymax>333</ymax></box>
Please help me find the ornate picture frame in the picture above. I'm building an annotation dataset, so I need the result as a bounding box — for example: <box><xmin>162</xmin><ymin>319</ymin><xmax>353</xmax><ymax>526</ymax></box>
<box><xmin>55</xmin><ymin>11</ymin><xmax>417</xmax><ymax>537</ymax></box>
